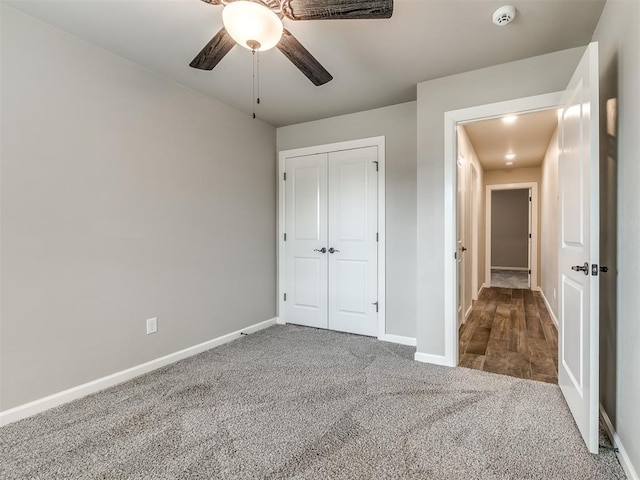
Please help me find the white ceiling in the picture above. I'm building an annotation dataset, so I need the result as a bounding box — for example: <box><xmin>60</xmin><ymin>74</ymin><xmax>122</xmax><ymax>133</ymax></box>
<box><xmin>3</xmin><ymin>0</ymin><xmax>605</xmax><ymax>127</ymax></box>
<box><xmin>462</xmin><ymin>109</ymin><xmax>559</xmax><ymax>171</ymax></box>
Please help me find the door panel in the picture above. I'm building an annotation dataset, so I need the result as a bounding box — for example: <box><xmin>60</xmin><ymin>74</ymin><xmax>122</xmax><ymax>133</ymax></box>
<box><xmin>328</xmin><ymin>147</ymin><xmax>378</xmax><ymax>336</ymax></box>
<box><xmin>285</xmin><ymin>153</ymin><xmax>328</xmax><ymax>329</ymax></box>
<box><xmin>336</xmin><ymin>260</ymin><xmax>368</xmax><ymax>314</ymax></box>
<box><xmin>558</xmin><ymin>42</ymin><xmax>599</xmax><ymax>453</ymax></box>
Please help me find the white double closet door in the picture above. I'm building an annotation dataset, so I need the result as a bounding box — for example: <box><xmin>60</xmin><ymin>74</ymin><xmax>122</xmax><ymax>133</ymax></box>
<box><xmin>284</xmin><ymin>146</ymin><xmax>378</xmax><ymax>337</ymax></box>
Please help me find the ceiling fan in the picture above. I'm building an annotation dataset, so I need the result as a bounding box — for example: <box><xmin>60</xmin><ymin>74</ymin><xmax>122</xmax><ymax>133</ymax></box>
<box><xmin>190</xmin><ymin>0</ymin><xmax>394</xmax><ymax>86</ymax></box>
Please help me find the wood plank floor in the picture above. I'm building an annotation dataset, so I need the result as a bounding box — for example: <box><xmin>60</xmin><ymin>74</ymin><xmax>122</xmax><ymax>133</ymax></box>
<box><xmin>459</xmin><ymin>287</ymin><xmax>558</xmax><ymax>383</ymax></box>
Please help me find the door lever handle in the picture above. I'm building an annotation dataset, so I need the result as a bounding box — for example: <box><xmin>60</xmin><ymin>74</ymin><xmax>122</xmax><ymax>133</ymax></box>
<box><xmin>328</xmin><ymin>247</ymin><xmax>340</xmax><ymax>254</ymax></box>
<box><xmin>313</xmin><ymin>247</ymin><xmax>327</xmax><ymax>253</ymax></box>
<box><xmin>571</xmin><ymin>262</ymin><xmax>589</xmax><ymax>275</ymax></box>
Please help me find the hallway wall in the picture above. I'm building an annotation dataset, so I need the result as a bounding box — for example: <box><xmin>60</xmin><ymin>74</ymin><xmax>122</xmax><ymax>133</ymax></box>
<box><xmin>491</xmin><ymin>189</ymin><xmax>530</xmax><ymax>269</ymax></box>
<box><xmin>540</xmin><ymin>129</ymin><xmax>559</xmax><ymax>318</ymax></box>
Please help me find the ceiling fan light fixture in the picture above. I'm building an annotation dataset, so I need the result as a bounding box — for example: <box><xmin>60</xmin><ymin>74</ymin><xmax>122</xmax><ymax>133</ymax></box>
<box><xmin>222</xmin><ymin>1</ymin><xmax>283</xmax><ymax>52</ymax></box>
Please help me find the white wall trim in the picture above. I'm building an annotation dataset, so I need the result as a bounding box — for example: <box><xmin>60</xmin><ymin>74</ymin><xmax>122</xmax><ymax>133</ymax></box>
<box><xmin>600</xmin><ymin>405</ymin><xmax>640</xmax><ymax>480</ymax></box>
<box><xmin>538</xmin><ymin>289</ymin><xmax>559</xmax><ymax>328</ymax></box>
<box><xmin>379</xmin><ymin>334</ymin><xmax>416</xmax><ymax>347</ymax></box>
<box><xmin>491</xmin><ymin>266</ymin><xmax>530</xmax><ymax>271</ymax></box>
<box><xmin>276</xmin><ymin>316</ymin><xmax>285</xmax><ymax>325</ymax></box>
<box><xmin>0</xmin><ymin>318</ymin><xmax>277</xmax><ymax>427</ymax></box>
<box><xmin>485</xmin><ymin>182</ymin><xmax>539</xmax><ymax>290</ymax></box>
<box><xmin>414</xmin><ymin>352</ymin><xmax>451</xmax><ymax>367</ymax></box>
<box><xmin>443</xmin><ymin>91</ymin><xmax>563</xmax><ymax>368</ymax></box>
<box><xmin>277</xmin><ymin>136</ymin><xmax>386</xmax><ymax>338</ymax></box>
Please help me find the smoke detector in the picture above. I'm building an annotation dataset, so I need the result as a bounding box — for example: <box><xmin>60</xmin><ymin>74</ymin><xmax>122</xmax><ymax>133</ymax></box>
<box><xmin>493</xmin><ymin>5</ymin><xmax>516</xmax><ymax>26</ymax></box>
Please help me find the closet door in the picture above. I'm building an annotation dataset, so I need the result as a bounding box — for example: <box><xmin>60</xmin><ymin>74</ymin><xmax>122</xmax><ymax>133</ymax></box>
<box><xmin>327</xmin><ymin>147</ymin><xmax>378</xmax><ymax>336</ymax></box>
<box><xmin>284</xmin><ymin>153</ymin><xmax>328</xmax><ymax>329</ymax></box>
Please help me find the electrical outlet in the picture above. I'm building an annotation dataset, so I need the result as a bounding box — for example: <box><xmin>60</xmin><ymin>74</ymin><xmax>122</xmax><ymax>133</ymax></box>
<box><xmin>146</xmin><ymin>317</ymin><xmax>157</xmax><ymax>335</ymax></box>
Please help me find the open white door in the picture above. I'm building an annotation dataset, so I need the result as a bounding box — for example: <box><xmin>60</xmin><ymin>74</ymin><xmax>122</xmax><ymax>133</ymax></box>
<box><xmin>558</xmin><ymin>42</ymin><xmax>599</xmax><ymax>453</ymax></box>
<box><xmin>456</xmin><ymin>158</ymin><xmax>465</xmax><ymax>327</ymax></box>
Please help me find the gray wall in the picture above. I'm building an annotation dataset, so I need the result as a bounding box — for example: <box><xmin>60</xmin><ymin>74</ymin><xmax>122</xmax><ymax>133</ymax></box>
<box><xmin>416</xmin><ymin>46</ymin><xmax>585</xmax><ymax>356</ymax></box>
<box><xmin>593</xmin><ymin>0</ymin><xmax>640</xmax><ymax>475</ymax></box>
<box><xmin>0</xmin><ymin>7</ymin><xmax>276</xmax><ymax>410</ymax></box>
<box><xmin>276</xmin><ymin>102</ymin><xmax>417</xmax><ymax>338</ymax></box>
<box><xmin>491</xmin><ymin>190</ymin><xmax>529</xmax><ymax>269</ymax></box>
<box><xmin>540</xmin><ymin>129</ymin><xmax>559</xmax><ymax>318</ymax></box>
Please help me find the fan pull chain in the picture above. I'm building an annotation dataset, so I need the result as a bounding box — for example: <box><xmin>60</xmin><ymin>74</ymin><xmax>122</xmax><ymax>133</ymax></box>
<box><xmin>257</xmin><ymin>49</ymin><xmax>261</xmax><ymax>107</ymax></box>
<box><xmin>250</xmin><ymin>47</ymin><xmax>262</xmax><ymax>120</ymax></box>
<box><xmin>252</xmin><ymin>48</ymin><xmax>256</xmax><ymax>119</ymax></box>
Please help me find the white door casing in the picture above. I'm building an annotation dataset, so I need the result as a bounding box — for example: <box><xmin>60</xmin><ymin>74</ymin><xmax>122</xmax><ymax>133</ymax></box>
<box><xmin>278</xmin><ymin>137</ymin><xmax>386</xmax><ymax>339</ymax></box>
<box><xmin>557</xmin><ymin>42</ymin><xmax>600</xmax><ymax>454</ymax></box>
<box><xmin>328</xmin><ymin>147</ymin><xmax>378</xmax><ymax>336</ymax></box>
<box><xmin>284</xmin><ymin>153</ymin><xmax>328</xmax><ymax>329</ymax></box>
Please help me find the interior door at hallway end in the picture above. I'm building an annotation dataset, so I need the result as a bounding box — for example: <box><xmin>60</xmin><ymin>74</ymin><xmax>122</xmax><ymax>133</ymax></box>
<box><xmin>284</xmin><ymin>147</ymin><xmax>378</xmax><ymax>337</ymax></box>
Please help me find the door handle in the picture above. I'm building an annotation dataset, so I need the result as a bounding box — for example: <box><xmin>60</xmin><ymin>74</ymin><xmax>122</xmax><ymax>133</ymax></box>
<box><xmin>328</xmin><ymin>247</ymin><xmax>340</xmax><ymax>254</ymax></box>
<box><xmin>571</xmin><ymin>262</ymin><xmax>589</xmax><ymax>275</ymax></box>
<box><xmin>461</xmin><ymin>246</ymin><xmax>467</xmax><ymax>252</ymax></box>
<box><xmin>313</xmin><ymin>247</ymin><xmax>327</xmax><ymax>253</ymax></box>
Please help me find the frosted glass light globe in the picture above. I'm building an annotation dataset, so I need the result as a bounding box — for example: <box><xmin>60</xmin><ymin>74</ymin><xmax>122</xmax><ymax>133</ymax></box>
<box><xmin>223</xmin><ymin>1</ymin><xmax>283</xmax><ymax>51</ymax></box>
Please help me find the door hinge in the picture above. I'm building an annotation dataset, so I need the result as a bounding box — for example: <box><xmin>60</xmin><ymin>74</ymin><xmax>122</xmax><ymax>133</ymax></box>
<box><xmin>284</xmin><ymin>233</ymin><xmax>287</xmax><ymax>241</ymax></box>
<box><xmin>372</xmin><ymin>301</ymin><xmax>379</xmax><ymax>312</ymax></box>
<box><xmin>529</xmin><ymin>233</ymin><xmax>532</xmax><ymax>239</ymax></box>
<box><xmin>454</xmin><ymin>252</ymin><xmax>457</xmax><ymax>260</ymax></box>
<box><xmin>283</xmin><ymin>172</ymin><xmax>287</xmax><ymax>181</ymax></box>
<box><xmin>373</xmin><ymin>161</ymin><xmax>379</xmax><ymax>172</ymax></box>
<box><xmin>284</xmin><ymin>293</ymin><xmax>287</xmax><ymax>301</ymax></box>
<box><xmin>529</xmin><ymin>196</ymin><xmax>532</xmax><ymax>201</ymax></box>
<box><xmin>376</xmin><ymin>232</ymin><xmax>379</xmax><ymax>242</ymax></box>
<box><xmin>528</xmin><ymin>269</ymin><xmax>531</xmax><ymax>274</ymax></box>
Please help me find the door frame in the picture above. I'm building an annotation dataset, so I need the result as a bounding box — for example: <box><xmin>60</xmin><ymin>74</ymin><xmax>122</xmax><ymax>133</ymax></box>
<box><xmin>277</xmin><ymin>136</ymin><xmax>388</xmax><ymax>341</ymax></box>
<box><xmin>443</xmin><ymin>92</ymin><xmax>562</xmax><ymax>367</ymax></box>
<box><xmin>485</xmin><ymin>182</ymin><xmax>539</xmax><ymax>289</ymax></box>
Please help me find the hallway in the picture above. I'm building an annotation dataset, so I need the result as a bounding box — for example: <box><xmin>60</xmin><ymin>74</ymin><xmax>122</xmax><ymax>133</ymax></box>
<box><xmin>459</xmin><ymin>287</ymin><xmax>558</xmax><ymax>383</ymax></box>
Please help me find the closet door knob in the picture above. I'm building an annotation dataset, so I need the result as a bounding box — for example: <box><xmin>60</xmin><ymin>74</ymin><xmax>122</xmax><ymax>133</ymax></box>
<box><xmin>328</xmin><ymin>247</ymin><xmax>340</xmax><ymax>254</ymax></box>
<box><xmin>313</xmin><ymin>248</ymin><xmax>327</xmax><ymax>253</ymax></box>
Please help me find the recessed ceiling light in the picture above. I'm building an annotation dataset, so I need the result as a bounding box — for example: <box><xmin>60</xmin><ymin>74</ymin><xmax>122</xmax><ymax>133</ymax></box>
<box><xmin>502</xmin><ymin>115</ymin><xmax>518</xmax><ymax>124</ymax></box>
<box><xmin>505</xmin><ymin>161</ymin><xmax>514</xmax><ymax>166</ymax></box>
<box><xmin>505</xmin><ymin>153</ymin><xmax>516</xmax><ymax>160</ymax></box>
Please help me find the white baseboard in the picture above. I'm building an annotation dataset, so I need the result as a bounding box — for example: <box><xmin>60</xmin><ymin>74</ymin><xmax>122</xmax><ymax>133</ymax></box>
<box><xmin>0</xmin><ymin>317</ymin><xmax>277</xmax><ymax>427</ymax></box>
<box><xmin>378</xmin><ymin>334</ymin><xmax>416</xmax><ymax>347</ymax></box>
<box><xmin>464</xmin><ymin>305</ymin><xmax>473</xmax><ymax>320</ymax></box>
<box><xmin>538</xmin><ymin>289</ymin><xmax>559</xmax><ymax>328</ymax></box>
<box><xmin>414</xmin><ymin>352</ymin><xmax>453</xmax><ymax>367</ymax></box>
<box><xmin>600</xmin><ymin>405</ymin><xmax>640</xmax><ymax>480</ymax></box>
<box><xmin>491</xmin><ymin>266</ymin><xmax>529</xmax><ymax>271</ymax></box>
<box><xmin>276</xmin><ymin>316</ymin><xmax>286</xmax><ymax>325</ymax></box>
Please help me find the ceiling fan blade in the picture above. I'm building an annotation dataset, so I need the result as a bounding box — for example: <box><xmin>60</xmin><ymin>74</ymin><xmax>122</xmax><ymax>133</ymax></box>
<box><xmin>199</xmin><ymin>0</ymin><xmax>224</xmax><ymax>5</ymax></box>
<box><xmin>190</xmin><ymin>28</ymin><xmax>236</xmax><ymax>70</ymax></box>
<box><xmin>277</xmin><ymin>29</ymin><xmax>333</xmax><ymax>86</ymax></box>
<box><xmin>282</xmin><ymin>0</ymin><xmax>393</xmax><ymax>20</ymax></box>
